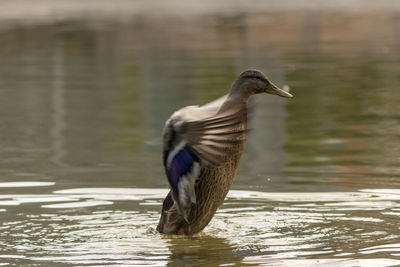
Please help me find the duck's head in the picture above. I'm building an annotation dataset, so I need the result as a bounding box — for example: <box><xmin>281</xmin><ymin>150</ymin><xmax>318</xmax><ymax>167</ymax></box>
<box><xmin>230</xmin><ymin>69</ymin><xmax>293</xmax><ymax>100</ymax></box>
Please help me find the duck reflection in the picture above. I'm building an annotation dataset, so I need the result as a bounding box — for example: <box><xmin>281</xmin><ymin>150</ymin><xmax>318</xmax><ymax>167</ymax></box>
<box><xmin>165</xmin><ymin>234</ymin><xmax>246</xmax><ymax>267</ymax></box>
<box><xmin>51</xmin><ymin>37</ymin><xmax>67</xmax><ymax>167</ymax></box>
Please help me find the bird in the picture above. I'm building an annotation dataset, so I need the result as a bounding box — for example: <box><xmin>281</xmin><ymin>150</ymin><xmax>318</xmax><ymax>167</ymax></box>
<box><xmin>156</xmin><ymin>69</ymin><xmax>293</xmax><ymax>235</ymax></box>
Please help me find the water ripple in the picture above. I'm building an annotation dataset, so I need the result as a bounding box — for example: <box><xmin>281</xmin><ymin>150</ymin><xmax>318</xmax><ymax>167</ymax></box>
<box><xmin>0</xmin><ymin>187</ymin><xmax>399</xmax><ymax>266</ymax></box>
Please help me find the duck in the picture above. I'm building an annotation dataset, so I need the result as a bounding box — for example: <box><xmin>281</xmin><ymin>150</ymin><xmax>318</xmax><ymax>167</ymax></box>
<box><xmin>156</xmin><ymin>69</ymin><xmax>293</xmax><ymax>235</ymax></box>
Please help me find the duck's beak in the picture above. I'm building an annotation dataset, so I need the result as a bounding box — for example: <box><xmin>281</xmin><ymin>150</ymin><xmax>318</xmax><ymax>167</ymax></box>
<box><xmin>266</xmin><ymin>82</ymin><xmax>293</xmax><ymax>98</ymax></box>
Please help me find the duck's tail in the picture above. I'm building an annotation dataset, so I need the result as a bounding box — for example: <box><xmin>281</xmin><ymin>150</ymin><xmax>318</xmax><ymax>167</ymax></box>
<box><xmin>157</xmin><ymin>191</ymin><xmax>187</xmax><ymax>234</ymax></box>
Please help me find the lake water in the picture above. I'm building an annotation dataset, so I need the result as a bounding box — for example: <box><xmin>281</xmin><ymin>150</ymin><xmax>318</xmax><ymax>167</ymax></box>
<box><xmin>0</xmin><ymin>2</ymin><xmax>400</xmax><ymax>266</ymax></box>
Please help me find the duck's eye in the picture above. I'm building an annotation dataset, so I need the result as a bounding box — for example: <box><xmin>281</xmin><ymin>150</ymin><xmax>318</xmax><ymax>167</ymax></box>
<box><xmin>249</xmin><ymin>75</ymin><xmax>269</xmax><ymax>85</ymax></box>
<box><xmin>243</xmin><ymin>74</ymin><xmax>270</xmax><ymax>86</ymax></box>
<box><xmin>246</xmin><ymin>75</ymin><xmax>263</xmax><ymax>81</ymax></box>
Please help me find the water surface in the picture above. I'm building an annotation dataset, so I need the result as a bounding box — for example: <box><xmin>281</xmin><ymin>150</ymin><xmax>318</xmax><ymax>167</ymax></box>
<box><xmin>0</xmin><ymin>2</ymin><xmax>399</xmax><ymax>266</ymax></box>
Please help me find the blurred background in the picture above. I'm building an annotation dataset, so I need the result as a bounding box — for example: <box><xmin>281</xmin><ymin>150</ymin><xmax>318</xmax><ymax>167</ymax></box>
<box><xmin>1</xmin><ymin>0</ymin><xmax>399</xmax><ymax>191</ymax></box>
<box><xmin>0</xmin><ymin>0</ymin><xmax>399</xmax><ymax>266</ymax></box>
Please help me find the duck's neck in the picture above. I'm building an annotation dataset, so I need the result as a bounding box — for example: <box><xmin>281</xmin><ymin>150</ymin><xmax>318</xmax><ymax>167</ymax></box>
<box><xmin>227</xmin><ymin>91</ymin><xmax>248</xmax><ymax>102</ymax></box>
<box><xmin>227</xmin><ymin>82</ymin><xmax>253</xmax><ymax>103</ymax></box>
<box><xmin>219</xmin><ymin>91</ymin><xmax>249</xmax><ymax>114</ymax></box>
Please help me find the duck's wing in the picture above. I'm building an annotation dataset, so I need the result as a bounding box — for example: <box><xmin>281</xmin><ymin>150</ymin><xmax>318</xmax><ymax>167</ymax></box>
<box><xmin>162</xmin><ymin>105</ymin><xmax>246</xmax><ymax>222</ymax></box>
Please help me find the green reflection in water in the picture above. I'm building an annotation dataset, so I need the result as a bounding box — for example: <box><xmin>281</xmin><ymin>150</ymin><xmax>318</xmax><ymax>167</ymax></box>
<box><xmin>285</xmin><ymin>50</ymin><xmax>400</xmax><ymax>189</ymax></box>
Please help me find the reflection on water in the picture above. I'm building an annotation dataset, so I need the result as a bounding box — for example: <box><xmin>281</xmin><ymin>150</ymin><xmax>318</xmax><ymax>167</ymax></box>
<box><xmin>0</xmin><ymin>1</ymin><xmax>400</xmax><ymax>266</ymax></box>
<box><xmin>50</xmin><ymin>38</ymin><xmax>67</xmax><ymax>167</ymax></box>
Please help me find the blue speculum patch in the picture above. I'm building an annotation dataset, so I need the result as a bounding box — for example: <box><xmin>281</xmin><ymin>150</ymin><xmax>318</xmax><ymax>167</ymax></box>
<box><xmin>168</xmin><ymin>146</ymin><xmax>198</xmax><ymax>194</ymax></box>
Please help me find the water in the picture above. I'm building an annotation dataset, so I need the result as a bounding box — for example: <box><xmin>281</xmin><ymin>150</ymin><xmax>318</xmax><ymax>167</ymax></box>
<box><xmin>0</xmin><ymin>2</ymin><xmax>400</xmax><ymax>266</ymax></box>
